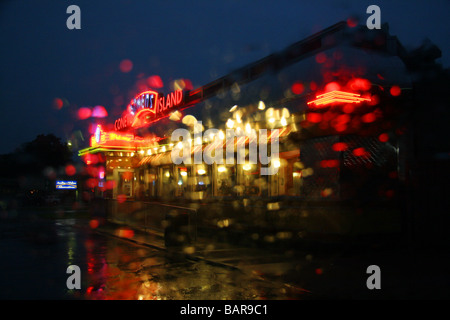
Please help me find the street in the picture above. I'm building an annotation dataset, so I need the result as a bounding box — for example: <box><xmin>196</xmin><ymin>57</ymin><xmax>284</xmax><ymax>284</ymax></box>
<box><xmin>2</xmin><ymin>207</ymin><xmax>450</xmax><ymax>300</ymax></box>
<box><xmin>0</xmin><ymin>212</ymin><xmax>305</xmax><ymax>300</ymax></box>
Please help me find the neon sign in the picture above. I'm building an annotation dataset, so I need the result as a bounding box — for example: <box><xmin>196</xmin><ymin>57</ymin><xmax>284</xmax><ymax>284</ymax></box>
<box><xmin>91</xmin><ymin>125</ymin><xmax>136</xmax><ymax>147</ymax></box>
<box><xmin>115</xmin><ymin>89</ymin><xmax>183</xmax><ymax>131</ymax></box>
<box><xmin>56</xmin><ymin>181</ymin><xmax>77</xmax><ymax>189</ymax></box>
<box><xmin>307</xmin><ymin>90</ymin><xmax>371</xmax><ymax>107</ymax></box>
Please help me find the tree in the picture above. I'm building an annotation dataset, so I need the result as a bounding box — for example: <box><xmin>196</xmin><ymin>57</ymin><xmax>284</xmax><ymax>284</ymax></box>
<box><xmin>0</xmin><ymin>134</ymin><xmax>73</xmax><ymax>182</ymax></box>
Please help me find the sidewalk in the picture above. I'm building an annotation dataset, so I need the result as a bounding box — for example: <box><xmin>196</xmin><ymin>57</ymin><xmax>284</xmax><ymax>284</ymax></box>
<box><xmin>94</xmin><ymin>220</ymin><xmax>296</xmax><ymax>270</ymax></box>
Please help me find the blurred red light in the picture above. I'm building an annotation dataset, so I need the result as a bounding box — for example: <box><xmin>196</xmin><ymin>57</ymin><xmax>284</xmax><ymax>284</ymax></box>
<box><xmin>348</xmin><ymin>78</ymin><xmax>371</xmax><ymax>91</ymax></box>
<box><xmin>86</xmin><ymin>178</ymin><xmax>97</xmax><ymax>189</ymax></box>
<box><xmin>324</xmin><ymin>82</ymin><xmax>340</xmax><ymax>92</ymax></box>
<box><xmin>89</xmin><ymin>219</ymin><xmax>99</xmax><ymax>229</ymax></box>
<box><xmin>147</xmin><ymin>75</ymin><xmax>164</xmax><ymax>88</ymax></box>
<box><xmin>92</xmin><ymin>105</ymin><xmax>108</xmax><ymax>118</ymax></box>
<box><xmin>320</xmin><ymin>160</ymin><xmax>339</xmax><ymax>168</ymax></box>
<box><xmin>315</xmin><ymin>53</ymin><xmax>327</xmax><ymax>64</ymax></box>
<box><xmin>306</xmin><ymin>113</ymin><xmax>322</xmax><ymax>123</ymax></box>
<box><xmin>84</xmin><ymin>154</ymin><xmax>98</xmax><ymax>165</ymax></box>
<box><xmin>347</xmin><ymin>17</ymin><xmax>358</xmax><ymax>27</ymax></box>
<box><xmin>378</xmin><ymin>133</ymin><xmax>389</xmax><ymax>142</ymax></box>
<box><xmin>343</xmin><ymin>104</ymin><xmax>355</xmax><ymax>113</ymax></box>
<box><xmin>352</xmin><ymin>147</ymin><xmax>369</xmax><ymax>157</ymax></box>
<box><xmin>65</xmin><ymin>164</ymin><xmax>76</xmax><ymax>176</ymax></box>
<box><xmin>183</xmin><ymin>79</ymin><xmax>193</xmax><ymax>90</ymax></box>
<box><xmin>361</xmin><ymin>112</ymin><xmax>376</xmax><ymax>123</ymax></box>
<box><xmin>105</xmin><ymin>180</ymin><xmax>116</xmax><ymax>190</ymax></box>
<box><xmin>118</xmin><ymin>228</ymin><xmax>134</xmax><ymax>239</ymax></box>
<box><xmin>291</xmin><ymin>82</ymin><xmax>305</xmax><ymax>95</ymax></box>
<box><xmin>119</xmin><ymin>59</ymin><xmax>133</xmax><ymax>73</ymax></box>
<box><xmin>390</xmin><ymin>86</ymin><xmax>401</xmax><ymax>96</ymax></box>
<box><xmin>53</xmin><ymin>98</ymin><xmax>63</xmax><ymax>110</ymax></box>
<box><xmin>77</xmin><ymin>107</ymin><xmax>92</xmax><ymax>120</ymax></box>
<box><xmin>332</xmin><ymin>142</ymin><xmax>348</xmax><ymax>152</ymax></box>
<box><xmin>117</xmin><ymin>194</ymin><xmax>127</xmax><ymax>203</ymax></box>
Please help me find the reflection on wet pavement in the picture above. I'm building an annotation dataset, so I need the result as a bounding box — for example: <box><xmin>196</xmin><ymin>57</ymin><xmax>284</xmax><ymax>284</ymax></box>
<box><xmin>0</xmin><ymin>215</ymin><xmax>305</xmax><ymax>300</ymax></box>
<box><xmin>80</xmin><ymin>232</ymin><xmax>302</xmax><ymax>300</ymax></box>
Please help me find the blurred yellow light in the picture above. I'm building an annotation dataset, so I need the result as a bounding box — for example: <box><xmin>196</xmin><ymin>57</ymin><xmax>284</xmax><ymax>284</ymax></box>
<box><xmin>218</xmin><ymin>166</ymin><xmax>227</xmax><ymax>173</ymax></box>
<box><xmin>243</xmin><ymin>164</ymin><xmax>252</xmax><ymax>171</ymax></box>
<box><xmin>180</xmin><ymin>171</ymin><xmax>187</xmax><ymax>176</ymax></box>
<box><xmin>245</xmin><ymin>123</ymin><xmax>252</xmax><ymax>134</ymax></box>
<box><xmin>273</xmin><ymin>159</ymin><xmax>281</xmax><ymax>168</ymax></box>
<box><xmin>229</xmin><ymin>105</ymin><xmax>238</xmax><ymax>112</ymax></box>
<box><xmin>198</xmin><ymin>169</ymin><xmax>206</xmax><ymax>175</ymax></box>
<box><xmin>258</xmin><ymin>101</ymin><xmax>265</xmax><ymax>110</ymax></box>
<box><xmin>226</xmin><ymin>119</ymin><xmax>234</xmax><ymax>129</ymax></box>
<box><xmin>281</xmin><ymin>117</ymin><xmax>287</xmax><ymax>126</ymax></box>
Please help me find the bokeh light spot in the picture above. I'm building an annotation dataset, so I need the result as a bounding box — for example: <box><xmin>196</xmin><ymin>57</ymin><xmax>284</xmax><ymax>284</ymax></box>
<box><xmin>347</xmin><ymin>17</ymin><xmax>358</xmax><ymax>27</ymax></box>
<box><xmin>65</xmin><ymin>164</ymin><xmax>76</xmax><ymax>176</ymax></box>
<box><xmin>92</xmin><ymin>105</ymin><xmax>108</xmax><ymax>118</ymax></box>
<box><xmin>315</xmin><ymin>53</ymin><xmax>327</xmax><ymax>64</ymax></box>
<box><xmin>147</xmin><ymin>75</ymin><xmax>163</xmax><ymax>88</ymax></box>
<box><xmin>324</xmin><ymin>82</ymin><xmax>340</xmax><ymax>92</ymax></box>
<box><xmin>53</xmin><ymin>98</ymin><xmax>63</xmax><ymax>110</ymax></box>
<box><xmin>390</xmin><ymin>85</ymin><xmax>401</xmax><ymax>96</ymax></box>
<box><xmin>378</xmin><ymin>133</ymin><xmax>389</xmax><ymax>142</ymax></box>
<box><xmin>77</xmin><ymin>107</ymin><xmax>92</xmax><ymax>120</ymax></box>
<box><xmin>361</xmin><ymin>112</ymin><xmax>376</xmax><ymax>123</ymax></box>
<box><xmin>332</xmin><ymin>142</ymin><xmax>348</xmax><ymax>152</ymax></box>
<box><xmin>117</xmin><ymin>194</ymin><xmax>127</xmax><ymax>203</ymax></box>
<box><xmin>291</xmin><ymin>82</ymin><xmax>304</xmax><ymax>95</ymax></box>
<box><xmin>306</xmin><ymin>113</ymin><xmax>322</xmax><ymax>123</ymax></box>
<box><xmin>119</xmin><ymin>59</ymin><xmax>133</xmax><ymax>73</ymax></box>
<box><xmin>352</xmin><ymin>147</ymin><xmax>369</xmax><ymax>157</ymax></box>
<box><xmin>89</xmin><ymin>219</ymin><xmax>99</xmax><ymax>229</ymax></box>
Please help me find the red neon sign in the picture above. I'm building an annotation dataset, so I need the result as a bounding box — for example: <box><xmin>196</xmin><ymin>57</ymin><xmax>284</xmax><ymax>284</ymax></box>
<box><xmin>307</xmin><ymin>90</ymin><xmax>371</xmax><ymax>107</ymax></box>
<box><xmin>115</xmin><ymin>89</ymin><xmax>183</xmax><ymax>131</ymax></box>
<box><xmin>90</xmin><ymin>124</ymin><xmax>159</xmax><ymax>148</ymax></box>
<box><xmin>91</xmin><ymin>125</ymin><xmax>136</xmax><ymax>147</ymax></box>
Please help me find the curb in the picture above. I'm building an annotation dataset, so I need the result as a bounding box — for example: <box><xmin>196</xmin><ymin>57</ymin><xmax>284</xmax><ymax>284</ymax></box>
<box><xmin>93</xmin><ymin>226</ymin><xmax>241</xmax><ymax>271</ymax></box>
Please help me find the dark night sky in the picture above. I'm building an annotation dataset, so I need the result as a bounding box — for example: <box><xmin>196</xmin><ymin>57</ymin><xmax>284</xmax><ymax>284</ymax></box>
<box><xmin>1</xmin><ymin>0</ymin><xmax>449</xmax><ymax>154</ymax></box>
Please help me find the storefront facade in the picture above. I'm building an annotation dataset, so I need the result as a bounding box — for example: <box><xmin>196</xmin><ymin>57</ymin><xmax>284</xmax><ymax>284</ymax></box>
<box><xmin>79</xmin><ymin>22</ymin><xmax>412</xmax><ymax>239</ymax></box>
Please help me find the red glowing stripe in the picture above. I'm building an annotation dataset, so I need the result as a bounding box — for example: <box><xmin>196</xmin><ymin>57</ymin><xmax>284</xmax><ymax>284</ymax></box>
<box><xmin>90</xmin><ymin>125</ymin><xmax>160</xmax><ymax>148</ymax></box>
<box><xmin>308</xmin><ymin>90</ymin><xmax>371</xmax><ymax>107</ymax></box>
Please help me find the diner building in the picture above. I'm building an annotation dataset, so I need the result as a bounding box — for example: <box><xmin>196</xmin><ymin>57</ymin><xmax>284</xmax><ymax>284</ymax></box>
<box><xmin>79</xmin><ymin>22</ymin><xmax>412</xmax><ymax>243</ymax></box>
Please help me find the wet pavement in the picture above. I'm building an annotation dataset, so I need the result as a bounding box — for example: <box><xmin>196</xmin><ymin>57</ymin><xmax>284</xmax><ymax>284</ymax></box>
<box><xmin>0</xmin><ymin>210</ymin><xmax>307</xmax><ymax>300</ymax></box>
<box><xmin>1</xmin><ymin>207</ymin><xmax>450</xmax><ymax>300</ymax></box>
